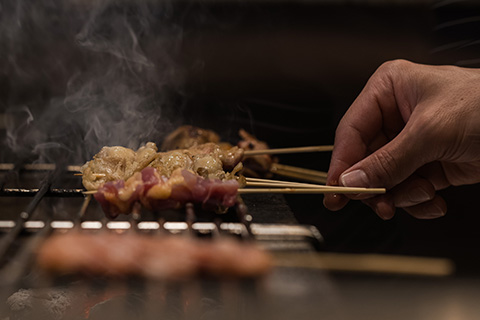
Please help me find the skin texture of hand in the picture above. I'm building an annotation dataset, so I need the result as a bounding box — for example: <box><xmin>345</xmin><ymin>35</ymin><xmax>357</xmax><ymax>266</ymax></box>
<box><xmin>324</xmin><ymin>59</ymin><xmax>480</xmax><ymax>220</ymax></box>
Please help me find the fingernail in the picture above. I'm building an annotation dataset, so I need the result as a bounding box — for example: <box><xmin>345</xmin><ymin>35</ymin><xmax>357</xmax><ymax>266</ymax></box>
<box><xmin>429</xmin><ymin>204</ymin><xmax>446</xmax><ymax>218</ymax></box>
<box><xmin>409</xmin><ymin>188</ymin><xmax>432</xmax><ymax>203</ymax></box>
<box><xmin>373</xmin><ymin>198</ymin><xmax>395</xmax><ymax>220</ymax></box>
<box><xmin>340</xmin><ymin>170</ymin><xmax>369</xmax><ymax>188</ymax></box>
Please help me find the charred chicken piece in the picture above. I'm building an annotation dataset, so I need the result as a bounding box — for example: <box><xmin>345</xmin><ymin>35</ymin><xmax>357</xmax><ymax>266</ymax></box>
<box><xmin>237</xmin><ymin>129</ymin><xmax>277</xmax><ymax>178</ymax></box>
<box><xmin>81</xmin><ymin>142</ymin><xmax>159</xmax><ymax>191</ymax></box>
<box><xmin>95</xmin><ymin>167</ymin><xmax>239</xmax><ymax>219</ymax></box>
<box><xmin>161</xmin><ymin>125</ymin><xmax>221</xmax><ymax>151</ymax></box>
<box><xmin>36</xmin><ymin>232</ymin><xmax>272</xmax><ymax>280</ymax></box>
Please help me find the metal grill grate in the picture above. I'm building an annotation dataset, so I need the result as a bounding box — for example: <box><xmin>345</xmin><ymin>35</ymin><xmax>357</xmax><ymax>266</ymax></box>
<box><xmin>0</xmin><ymin>163</ymin><xmax>323</xmax><ymax>243</ymax></box>
<box><xmin>0</xmin><ymin>163</ymin><xmax>325</xmax><ymax>320</ymax></box>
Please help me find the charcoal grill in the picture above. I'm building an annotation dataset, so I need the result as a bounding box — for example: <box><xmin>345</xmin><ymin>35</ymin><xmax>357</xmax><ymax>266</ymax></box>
<box><xmin>0</xmin><ymin>162</ymin><xmax>331</xmax><ymax>320</ymax></box>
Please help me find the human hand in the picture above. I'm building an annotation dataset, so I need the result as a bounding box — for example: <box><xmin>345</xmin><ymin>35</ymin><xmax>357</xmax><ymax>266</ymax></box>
<box><xmin>324</xmin><ymin>59</ymin><xmax>480</xmax><ymax>220</ymax></box>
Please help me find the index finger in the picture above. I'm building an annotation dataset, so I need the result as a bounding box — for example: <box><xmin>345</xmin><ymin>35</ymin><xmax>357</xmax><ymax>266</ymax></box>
<box><xmin>324</xmin><ymin>64</ymin><xmax>406</xmax><ymax>210</ymax></box>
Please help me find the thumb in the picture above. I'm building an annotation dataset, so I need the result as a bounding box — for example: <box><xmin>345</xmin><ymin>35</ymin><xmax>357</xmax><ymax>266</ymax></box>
<box><xmin>339</xmin><ymin>131</ymin><xmax>427</xmax><ymax>189</ymax></box>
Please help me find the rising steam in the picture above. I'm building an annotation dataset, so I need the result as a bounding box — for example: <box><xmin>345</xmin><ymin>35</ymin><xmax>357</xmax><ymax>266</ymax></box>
<box><xmin>0</xmin><ymin>0</ymin><xmax>185</xmax><ymax>164</ymax></box>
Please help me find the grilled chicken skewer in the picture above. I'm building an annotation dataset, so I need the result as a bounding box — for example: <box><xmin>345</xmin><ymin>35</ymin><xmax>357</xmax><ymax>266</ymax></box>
<box><xmin>79</xmin><ymin>126</ymin><xmax>341</xmax><ymax>220</ymax></box>
<box><xmin>81</xmin><ymin>142</ymin><xmax>244</xmax><ymax>191</ymax></box>
<box><xmin>36</xmin><ymin>231</ymin><xmax>272</xmax><ymax>280</ymax></box>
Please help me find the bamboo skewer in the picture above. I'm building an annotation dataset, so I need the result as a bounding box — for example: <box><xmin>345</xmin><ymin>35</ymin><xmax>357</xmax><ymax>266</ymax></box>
<box><xmin>273</xmin><ymin>252</ymin><xmax>454</xmax><ymax>277</ymax></box>
<box><xmin>270</xmin><ymin>163</ymin><xmax>328</xmax><ymax>184</ymax></box>
<box><xmin>74</xmin><ymin>146</ymin><xmax>334</xmax><ymax>181</ymax></box>
<box><xmin>271</xmin><ymin>163</ymin><xmax>328</xmax><ymax>178</ymax></box>
<box><xmin>238</xmin><ymin>187</ymin><xmax>385</xmax><ymax>195</ymax></box>
<box><xmin>271</xmin><ymin>171</ymin><xmax>327</xmax><ymax>184</ymax></box>
<box><xmin>74</xmin><ymin>165</ymin><xmax>327</xmax><ymax>180</ymax></box>
<box><xmin>246</xmin><ymin>181</ymin><xmax>330</xmax><ymax>188</ymax></box>
<box><xmin>84</xmin><ymin>186</ymin><xmax>385</xmax><ymax>196</ymax></box>
<box><xmin>75</xmin><ymin>143</ymin><xmax>384</xmax><ymax>196</ymax></box>
<box><xmin>74</xmin><ymin>145</ymin><xmax>333</xmax><ymax>177</ymax></box>
<box><xmin>246</xmin><ymin>177</ymin><xmax>328</xmax><ymax>188</ymax></box>
<box><xmin>74</xmin><ymin>173</ymin><xmax>106</xmax><ymax>178</ymax></box>
<box><xmin>243</xmin><ymin>145</ymin><xmax>333</xmax><ymax>156</ymax></box>
<box><xmin>245</xmin><ymin>181</ymin><xmax>335</xmax><ymax>190</ymax></box>
<box><xmin>245</xmin><ymin>178</ymin><xmax>364</xmax><ymax>191</ymax></box>
<box><xmin>75</xmin><ymin>169</ymin><xmax>327</xmax><ymax>185</ymax></box>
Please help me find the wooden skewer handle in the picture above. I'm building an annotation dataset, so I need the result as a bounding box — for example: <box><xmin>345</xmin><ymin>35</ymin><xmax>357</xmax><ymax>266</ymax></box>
<box><xmin>273</xmin><ymin>252</ymin><xmax>454</xmax><ymax>277</ymax></box>
<box><xmin>243</xmin><ymin>145</ymin><xmax>334</xmax><ymax>156</ymax></box>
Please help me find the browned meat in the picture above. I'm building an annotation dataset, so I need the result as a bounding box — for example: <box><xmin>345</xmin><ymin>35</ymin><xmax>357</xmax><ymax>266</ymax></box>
<box><xmin>237</xmin><ymin>129</ymin><xmax>277</xmax><ymax>178</ymax></box>
<box><xmin>81</xmin><ymin>142</ymin><xmax>159</xmax><ymax>190</ymax></box>
<box><xmin>95</xmin><ymin>167</ymin><xmax>239</xmax><ymax>219</ymax></box>
<box><xmin>36</xmin><ymin>232</ymin><xmax>272</xmax><ymax>280</ymax></box>
<box><xmin>149</xmin><ymin>143</ymin><xmax>244</xmax><ymax>180</ymax></box>
<box><xmin>82</xmin><ymin>142</ymin><xmax>244</xmax><ymax>191</ymax></box>
<box><xmin>161</xmin><ymin>126</ymin><xmax>275</xmax><ymax>178</ymax></box>
<box><xmin>161</xmin><ymin>125</ymin><xmax>220</xmax><ymax>151</ymax></box>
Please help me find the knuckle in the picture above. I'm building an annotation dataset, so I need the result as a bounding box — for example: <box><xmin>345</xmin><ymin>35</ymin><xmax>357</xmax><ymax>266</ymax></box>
<box><xmin>377</xmin><ymin>59</ymin><xmax>412</xmax><ymax>76</ymax></box>
<box><xmin>368</xmin><ymin>149</ymin><xmax>399</xmax><ymax>188</ymax></box>
<box><xmin>368</xmin><ymin>59</ymin><xmax>414</xmax><ymax>96</ymax></box>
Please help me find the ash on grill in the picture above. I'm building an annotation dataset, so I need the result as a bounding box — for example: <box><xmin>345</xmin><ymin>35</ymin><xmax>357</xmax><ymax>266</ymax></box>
<box><xmin>0</xmin><ymin>163</ymin><xmax>324</xmax><ymax>320</ymax></box>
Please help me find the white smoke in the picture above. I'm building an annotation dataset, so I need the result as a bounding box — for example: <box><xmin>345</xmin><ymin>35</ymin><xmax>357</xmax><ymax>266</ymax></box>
<box><xmin>1</xmin><ymin>0</ymin><xmax>186</xmax><ymax>164</ymax></box>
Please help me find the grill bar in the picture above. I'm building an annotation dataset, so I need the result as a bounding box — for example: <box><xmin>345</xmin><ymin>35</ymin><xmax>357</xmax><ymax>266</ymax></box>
<box><xmin>0</xmin><ymin>171</ymin><xmax>322</xmax><ymax>248</ymax></box>
<box><xmin>0</xmin><ymin>188</ymin><xmax>85</xmax><ymax>197</ymax></box>
<box><xmin>75</xmin><ymin>195</ymin><xmax>92</xmax><ymax>223</ymax></box>
<box><xmin>185</xmin><ymin>203</ymin><xmax>196</xmax><ymax>238</ymax></box>
<box><xmin>0</xmin><ymin>166</ymin><xmax>326</xmax><ymax>320</ymax></box>
<box><xmin>0</xmin><ymin>164</ymin><xmax>21</xmax><ymax>190</ymax></box>
<box><xmin>236</xmin><ymin>202</ymin><xmax>254</xmax><ymax>239</ymax></box>
<box><xmin>0</xmin><ymin>162</ymin><xmax>323</xmax><ymax>314</ymax></box>
<box><xmin>0</xmin><ymin>173</ymin><xmax>54</xmax><ymax>261</ymax></box>
<box><xmin>0</xmin><ymin>163</ymin><xmax>82</xmax><ymax>172</ymax></box>
<box><xmin>0</xmin><ymin>220</ymin><xmax>321</xmax><ymax>244</ymax></box>
<box><xmin>0</xmin><ymin>223</ymin><xmax>52</xmax><ymax>287</ymax></box>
